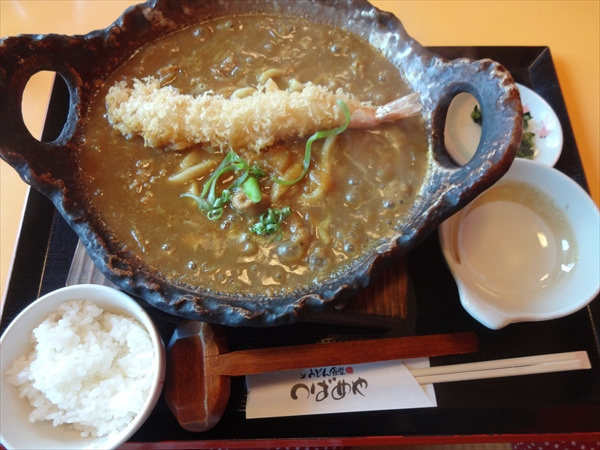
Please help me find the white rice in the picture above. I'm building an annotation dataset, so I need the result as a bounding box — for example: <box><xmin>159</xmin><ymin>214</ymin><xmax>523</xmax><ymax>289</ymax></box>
<box><xmin>5</xmin><ymin>300</ymin><xmax>155</xmax><ymax>438</ymax></box>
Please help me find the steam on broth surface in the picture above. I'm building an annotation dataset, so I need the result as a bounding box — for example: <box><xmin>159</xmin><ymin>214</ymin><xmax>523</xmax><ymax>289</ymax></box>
<box><xmin>80</xmin><ymin>14</ymin><xmax>429</xmax><ymax>297</ymax></box>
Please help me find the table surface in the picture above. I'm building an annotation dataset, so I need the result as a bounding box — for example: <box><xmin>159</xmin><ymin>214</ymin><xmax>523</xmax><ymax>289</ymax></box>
<box><xmin>1</xmin><ymin>0</ymin><xmax>599</xmax><ymax>306</ymax></box>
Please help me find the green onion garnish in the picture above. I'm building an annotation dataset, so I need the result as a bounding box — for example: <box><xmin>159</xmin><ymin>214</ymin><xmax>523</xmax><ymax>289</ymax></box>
<box><xmin>273</xmin><ymin>100</ymin><xmax>351</xmax><ymax>186</ymax></box>
<box><xmin>250</xmin><ymin>207</ymin><xmax>292</xmax><ymax>236</ymax></box>
<box><xmin>243</xmin><ymin>176</ymin><xmax>262</xmax><ymax>203</ymax></box>
<box><xmin>182</xmin><ymin>151</ymin><xmax>265</xmax><ymax>220</ymax></box>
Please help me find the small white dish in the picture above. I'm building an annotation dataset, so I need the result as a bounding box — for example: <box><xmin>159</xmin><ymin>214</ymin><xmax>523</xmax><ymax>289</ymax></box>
<box><xmin>0</xmin><ymin>284</ymin><xmax>166</xmax><ymax>450</ymax></box>
<box><xmin>445</xmin><ymin>83</ymin><xmax>563</xmax><ymax>166</ymax></box>
<box><xmin>439</xmin><ymin>158</ymin><xmax>599</xmax><ymax>329</ymax></box>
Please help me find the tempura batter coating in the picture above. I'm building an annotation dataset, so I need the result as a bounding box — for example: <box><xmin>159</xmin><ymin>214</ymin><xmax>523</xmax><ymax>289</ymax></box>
<box><xmin>105</xmin><ymin>77</ymin><xmax>421</xmax><ymax>152</ymax></box>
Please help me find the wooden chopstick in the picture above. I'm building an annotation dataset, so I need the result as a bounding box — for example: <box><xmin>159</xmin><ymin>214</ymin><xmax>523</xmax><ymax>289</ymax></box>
<box><xmin>210</xmin><ymin>331</ymin><xmax>478</xmax><ymax>376</ymax></box>
<box><xmin>410</xmin><ymin>351</ymin><xmax>591</xmax><ymax>384</ymax></box>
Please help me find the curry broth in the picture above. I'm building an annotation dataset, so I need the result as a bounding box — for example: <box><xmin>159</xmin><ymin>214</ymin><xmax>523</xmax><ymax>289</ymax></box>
<box><xmin>80</xmin><ymin>14</ymin><xmax>428</xmax><ymax>296</ymax></box>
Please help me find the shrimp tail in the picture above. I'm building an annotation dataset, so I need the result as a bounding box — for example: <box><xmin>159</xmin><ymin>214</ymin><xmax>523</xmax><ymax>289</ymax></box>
<box><xmin>348</xmin><ymin>92</ymin><xmax>421</xmax><ymax>129</ymax></box>
<box><xmin>375</xmin><ymin>92</ymin><xmax>422</xmax><ymax>121</ymax></box>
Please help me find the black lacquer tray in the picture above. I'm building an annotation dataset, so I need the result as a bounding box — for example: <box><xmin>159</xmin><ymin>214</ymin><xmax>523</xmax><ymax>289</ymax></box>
<box><xmin>1</xmin><ymin>47</ymin><xmax>599</xmax><ymax>448</ymax></box>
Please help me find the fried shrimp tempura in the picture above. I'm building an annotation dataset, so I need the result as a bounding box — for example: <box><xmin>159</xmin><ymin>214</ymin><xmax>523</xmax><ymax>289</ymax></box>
<box><xmin>105</xmin><ymin>76</ymin><xmax>421</xmax><ymax>152</ymax></box>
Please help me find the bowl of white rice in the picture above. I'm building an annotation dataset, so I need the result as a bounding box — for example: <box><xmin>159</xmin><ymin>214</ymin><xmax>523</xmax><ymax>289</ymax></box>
<box><xmin>0</xmin><ymin>284</ymin><xmax>166</xmax><ymax>449</ymax></box>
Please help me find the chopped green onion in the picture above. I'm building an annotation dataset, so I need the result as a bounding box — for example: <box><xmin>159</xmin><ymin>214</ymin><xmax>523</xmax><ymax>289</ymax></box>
<box><xmin>243</xmin><ymin>176</ymin><xmax>262</xmax><ymax>203</ymax></box>
<box><xmin>250</xmin><ymin>165</ymin><xmax>267</xmax><ymax>178</ymax></box>
<box><xmin>273</xmin><ymin>100</ymin><xmax>351</xmax><ymax>186</ymax></box>
<box><xmin>202</xmin><ymin>151</ymin><xmax>239</xmax><ymax>206</ymax></box>
<box><xmin>250</xmin><ymin>207</ymin><xmax>292</xmax><ymax>236</ymax></box>
<box><xmin>180</xmin><ymin>192</ymin><xmax>210</xmax><ymax>211</ymax></box>
<box><xmin>182</xmin><ymin>151</ymin><xmax>266</xmax><ymax>220</ymax></box>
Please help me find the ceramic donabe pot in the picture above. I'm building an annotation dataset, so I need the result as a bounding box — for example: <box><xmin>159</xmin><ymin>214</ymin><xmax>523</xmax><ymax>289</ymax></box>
<box><xmin>0</xmin><ymin>0</ymin><xmax>522</xmax><ymax>326</ymax></box>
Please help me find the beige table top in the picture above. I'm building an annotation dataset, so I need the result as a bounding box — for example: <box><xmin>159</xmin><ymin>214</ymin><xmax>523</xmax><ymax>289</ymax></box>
<box><xmin>1</xmin><ymin>1</ymin><xmax>598</xmax><ymax>306</ymax></box>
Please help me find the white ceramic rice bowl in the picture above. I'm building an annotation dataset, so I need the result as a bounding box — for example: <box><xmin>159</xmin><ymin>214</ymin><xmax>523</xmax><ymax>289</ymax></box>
<box><xmin>0</xmin><ymin>284</ymin><xmax>166</xmax><ymax>449</ymax></box>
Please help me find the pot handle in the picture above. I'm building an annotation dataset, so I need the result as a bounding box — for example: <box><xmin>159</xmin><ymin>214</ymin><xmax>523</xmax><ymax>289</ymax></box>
<box><xmin>0</xmin><ymin>33</ymin><xmax>98</xmax><ymax>186</ymax></box>
<box><xmin>429</xmin><ymin>58</ymin><xmax>522</xmax><ymax>207</ymax></box>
